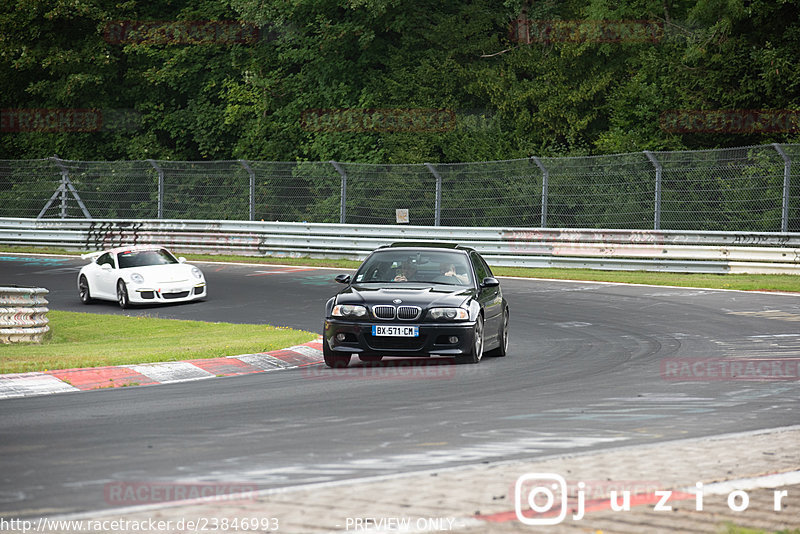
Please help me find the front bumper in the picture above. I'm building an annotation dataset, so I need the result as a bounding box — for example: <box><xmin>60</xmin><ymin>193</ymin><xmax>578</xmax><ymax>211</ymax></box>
<box><xmin>130</xmin><ymin>282</ymin><xmax>206</xmax><ymax>304</ymax></box>
<box><xmin>324</xmin><ymin>318</ymin><xmax>476</xmax><ymax>358</ymax></box>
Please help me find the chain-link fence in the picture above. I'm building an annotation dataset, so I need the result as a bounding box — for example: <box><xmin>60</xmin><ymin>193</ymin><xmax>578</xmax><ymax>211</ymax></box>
<box><xmin>1</xmin><ymin>143</ymin><xmax>797</xmax><ymax>231</ymax></box>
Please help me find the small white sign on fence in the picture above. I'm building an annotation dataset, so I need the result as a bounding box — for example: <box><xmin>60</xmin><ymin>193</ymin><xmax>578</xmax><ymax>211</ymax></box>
<box><xmin>396</xmin><ymin>209</ymin><xmax>409</xmax><ymax>224</ymax></box>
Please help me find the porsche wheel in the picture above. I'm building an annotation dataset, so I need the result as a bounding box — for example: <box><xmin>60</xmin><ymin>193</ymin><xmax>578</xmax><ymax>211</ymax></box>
<box><xmin>78</xmin><ymin>276</ymin><xmax>93</xmax><ymax>304</ymax></box>
<box><xmin>117</xmin><ymin>280</ymin><xmax>130</xmax><ymax>309</ymax></box>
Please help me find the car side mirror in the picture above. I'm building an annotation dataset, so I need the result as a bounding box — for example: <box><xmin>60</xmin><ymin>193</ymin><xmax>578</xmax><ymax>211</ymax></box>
<box><xmin>101</xmin><ymin>263</ymin><xmax>112</xmax><ymax>270</ymax></box>
<box><xmin>178</xmin><ymin>257</ymin><xmax>187</xmax><ymax>263</ymax></box>
<box><xmin>334</xmin><ymin>274</ymin><xmax>351</xmax><ymax>284</ymax></box>
<box><xmin>480</xmin><ymin>277</ymin><xmax>500</xmax><ymax>288</ymax></box>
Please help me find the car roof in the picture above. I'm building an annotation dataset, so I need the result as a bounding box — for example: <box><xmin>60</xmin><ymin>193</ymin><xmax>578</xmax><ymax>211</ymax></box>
<box><xmin>377</xmin><ymin>242</ymin><xmax>475</xmax><ymax>253</ymax></box>
<box><xmin>80</xmin><ymin>245</ymin><xmax>167</xmax><ymax>260</ymax></box>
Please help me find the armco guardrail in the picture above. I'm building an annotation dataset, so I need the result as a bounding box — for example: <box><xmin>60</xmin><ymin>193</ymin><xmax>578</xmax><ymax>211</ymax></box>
<box><xmin>0</xmin><ymin>286</ymin><xmax>50</xmax><ymax>344</ymax></box>
<box><xmin>1</xmin><ymin>218</ymin><xmax>799</xmax><ymax>274</ymax></box>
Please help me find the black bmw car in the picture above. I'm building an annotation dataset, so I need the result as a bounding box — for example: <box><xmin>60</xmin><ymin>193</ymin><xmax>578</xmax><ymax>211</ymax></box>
<box><xmin>323</xmin><ymin>242</ymin><xmax>509</xmax><ymax>367</ymax></box>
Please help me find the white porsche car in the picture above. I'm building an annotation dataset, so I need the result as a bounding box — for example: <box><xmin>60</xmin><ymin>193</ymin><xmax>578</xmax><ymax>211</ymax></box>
<box><xmin>77</xmin><ymin>246</ymin><xmax>206</xmax><ymax>308</ymax></box>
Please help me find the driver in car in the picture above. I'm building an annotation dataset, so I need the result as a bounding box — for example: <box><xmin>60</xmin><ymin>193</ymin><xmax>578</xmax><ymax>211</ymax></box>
<box><xmin>393</xmin><ymin>261</ymin><xmax>416</xmax><ymax>281</ymax></box>
<box><xmin>439</xmin><ymin>262</ymin><xmax>468</xmax><ymax>284</ymax></box>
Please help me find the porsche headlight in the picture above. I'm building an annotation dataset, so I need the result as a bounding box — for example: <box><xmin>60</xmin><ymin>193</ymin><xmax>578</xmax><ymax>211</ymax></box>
<box><xmin>130</xmin><ymin>273</ymin><xmax>144</xmax><ymax>284</ymax></box>
<box><xmin>332</xmin><ymin>304</ymin><xmax>367</xmax><ymax>318</ymax></box>
<box><xmin>429</xmin><ymin>307</ymin><xmax>469</xmax><ymax>321</ymax></box>
<box><xmin>191</xmin><ymin>267</ymin><xmax>203</xmax><ymax>279</ymax></box>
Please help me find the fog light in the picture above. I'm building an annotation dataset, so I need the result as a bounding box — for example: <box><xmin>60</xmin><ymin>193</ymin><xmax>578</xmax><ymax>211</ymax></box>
<box><xmin>448</xmin><ymin>336</ymin><xmax>459</xmax><ymax>344</ymax></box>
<box><xmin>336</xmin><ymin>333</ymin><xmax>347</xmax><ymax>342</ymax></box>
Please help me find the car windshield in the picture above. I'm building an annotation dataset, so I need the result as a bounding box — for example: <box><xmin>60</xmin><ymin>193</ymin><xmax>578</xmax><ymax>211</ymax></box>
<box><xmin>354</xmin><ymin>250</ymin><xmax>472</xmax><ymax>286</ymax></box>
<box><xmin>117</xmin><ymin>249</ymin><xmax>178</xmax><ymax>269</ymax></box>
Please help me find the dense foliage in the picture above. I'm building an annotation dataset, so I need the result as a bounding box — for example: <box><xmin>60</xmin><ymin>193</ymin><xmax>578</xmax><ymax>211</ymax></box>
<box><xmin>1</xmin><ymin>0</ymin><xmax>799</xmax><ymax>163</ymax></box>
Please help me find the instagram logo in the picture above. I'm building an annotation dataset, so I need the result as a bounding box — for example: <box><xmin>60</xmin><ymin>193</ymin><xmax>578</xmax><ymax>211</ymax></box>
<box><xmin>515</xmin><ymin>473</ymin><xmax>576</xmax><ymax>526</ymax></box>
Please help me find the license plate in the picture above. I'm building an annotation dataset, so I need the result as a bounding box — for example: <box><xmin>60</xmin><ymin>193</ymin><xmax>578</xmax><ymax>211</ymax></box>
<box><xmin>372</xmin><ymin>325</ymin><xmax>419</xmax><ymax>337</ymax></box>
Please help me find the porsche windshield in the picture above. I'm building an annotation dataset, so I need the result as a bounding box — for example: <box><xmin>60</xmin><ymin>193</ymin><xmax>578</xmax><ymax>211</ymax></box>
<box><xmin>353</xmin><ymin>250</ymin><xmax>472</xmax><ymax>285</ymax></box>
<box><xmin>117</xmin><ymin>249</ymin><xmax>178</xmax><ymax>269</ymax></box>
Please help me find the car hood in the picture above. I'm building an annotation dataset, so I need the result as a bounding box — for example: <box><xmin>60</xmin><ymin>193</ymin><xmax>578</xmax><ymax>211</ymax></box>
<box><xmin>123</xmin><ymin>264</ymin><xmax>199</xmax><ymax>282</ymax></box>
<box><xmin>336</xmin><ymin>283</ymin><xmax>474</xmax><ymax>308</ymax></box>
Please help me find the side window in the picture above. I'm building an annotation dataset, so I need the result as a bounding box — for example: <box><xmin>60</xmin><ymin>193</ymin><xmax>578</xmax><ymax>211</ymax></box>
<box><xmin>97</xmin><ymin>253</ymin><xmax>115</xmax><ymax>269</ymax></box>
<box><xmin>470</xmin><ymin>252</ymin><xmax>488</xmax><ymax>284</ymax></box>
<box><xmin>478</xmin><ymin>255</ymin><xmax>494</xmax><ymax>278</ymax></box>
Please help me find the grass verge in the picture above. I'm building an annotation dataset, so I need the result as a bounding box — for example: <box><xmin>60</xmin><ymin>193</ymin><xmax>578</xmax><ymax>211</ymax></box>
<box><xmin>1</xmin><ymin>310</ymin><xmax>318</xmax><ymax>374</ymax></box>
<box><xmin>3</xmin><ymin>246</ymin><xmax>799</xmax><ymax>293</ymax></box>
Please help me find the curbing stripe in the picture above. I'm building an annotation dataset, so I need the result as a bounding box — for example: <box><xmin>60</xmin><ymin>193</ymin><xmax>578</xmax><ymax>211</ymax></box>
<box><xmin>0</xmin><ymin>372</ymin><xmax>79</xmax><ymax>399</ymax></box>
<box><xmin>128</xmin><ymin>361</ymin><xmax>216</xmax><ymax>384</ymax></box>
<box><xmin>233</xmin><ymin>354</ymin><xmax>294</xmax><ymax>371</ymax></box>
<box><xmin>185</xmin><ymin>357</ymin><xmax>262</xmax><ymax>377</ymax></box>
<box><xmin>46</xmin><ymin>366</ymin><xmax>158</xmax><ymax>390</ymax></box>
<box><xmin>0</xmin><ymin>339</ymin><xmax>323</xmax><ymax>400</ymax></box>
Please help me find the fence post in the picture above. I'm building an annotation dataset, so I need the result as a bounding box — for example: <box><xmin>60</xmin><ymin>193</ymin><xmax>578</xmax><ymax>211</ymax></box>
<box><xmin>644</xmin><ymin>151</ymin><xmax>662</xmax><ymax>230</ymax></box>
<box><xmin>330</xmin><ymin>161</ymin><xmax>347</xmax><ymax>224</ymax></box>
<box><xmin>773</xmin><ymin>143</ymin><xmax>791</xmax><ymax>233</ymax></box>
<box><xmin>424</xmin><ymin>163</ymin><xmax>442</xmax><ymax>226</ymax></box>
<box><xmin>38</xmin><ymin>157</ymin><xmax>91</xmax><ymax>219</ymax></box>
<box><xmin>146</xmin><ymin>159</ymin><xmax>164</xmax><ymax>219</ymax></box>
<box><xmin>531</xmin><ymin>157</ymin><xmax>548</xmax><ymax>228</ymax></box>
<box><xmin>239</xmin><ymin>159</ymin><xmax>256</xmax><ymax>221</ymax></box>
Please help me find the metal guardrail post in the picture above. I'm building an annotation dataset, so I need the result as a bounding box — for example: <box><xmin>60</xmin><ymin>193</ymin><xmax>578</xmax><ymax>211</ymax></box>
<box><xmin>531</xmin><ymin>157</ymin><xmax>548</xmax><ymax>228</ymax></box>
<box><xmin>424</xmin><ymin>163</ymin><xmax>442</xmax><ymax>226</ymax></box>
<box><xmin>330</xmin><ymin>161</ymin><xmax>347</xmax><ymax>224</ymax></box>
<box><xmin>773</xmin><ymin>143</ymin><xmax>791</xmax><ymax>233</ymax></box>
<box><xmin>147</xmin><ymin>159</ymin><xmax>164</xmax><ymax>219</ymax></box>
<box><xmin>38</xmin><ymin>157</ymin><xmax>92</xmax><ymax>219</ymax></box>
<box><xmin>239</xmin><ymin>160</ymin><xmax>256</xmax><ymax>221</ymax></box>
<box><xmin>644</xmin><ymin>151</ymin><xmax>662</xmax><ymax>230</ymax></box>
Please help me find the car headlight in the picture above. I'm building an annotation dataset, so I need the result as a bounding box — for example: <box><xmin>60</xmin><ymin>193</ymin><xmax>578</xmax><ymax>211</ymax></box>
<box><xmin>130</xmin><ymin>273</ymin><xmax>144</xmax><ymax>284</ymax></box>
<box><xmin>191</xmin><ymin>267</ymin><xmax>203</xmax><ymax>280</ymax></box>
<box><xmin>332</xmin><ymin>304</ymin><xmax>367</xmax><ymax>318</ymax></box>
<box><xmin>428</xmin><ymin>307</ymin><xmax>469</xmax><ymax>321</ymax></box>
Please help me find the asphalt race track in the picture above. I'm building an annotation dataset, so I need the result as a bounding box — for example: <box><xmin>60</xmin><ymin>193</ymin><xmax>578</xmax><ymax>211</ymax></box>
<box><xmin>1</xmin><ymin>254</ymin><xmax>800</xmax><ymax>518</ymax></box>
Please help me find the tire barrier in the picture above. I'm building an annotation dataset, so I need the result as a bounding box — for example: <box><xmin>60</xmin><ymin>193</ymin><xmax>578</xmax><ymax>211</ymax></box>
<box><xmin>0</xmin><ymin>286</ymin><xmax>50</xmax><ymax>344</ymax></box>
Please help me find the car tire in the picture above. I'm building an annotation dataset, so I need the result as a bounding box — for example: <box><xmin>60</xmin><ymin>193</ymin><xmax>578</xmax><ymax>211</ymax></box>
<box><xmin>323</xmin><ymin>339</ymin><xmax>351</xmax><ymax>368</ymax></box>
<box><xmin>78</xmin><ymin>276</ymin><xmax>93</xmax><ymax>304</ymax></box>
<box><xmin>117</xmin><ymin>280</ymin><xmax>130</xmax><ymax>309</ymax></box>
<box><xmin>486</xmin><ymin>307</ymin><xmax>509</xmax><ymax>357</ymax></box>
<box><xmin>456</xmin><ymin>315</ymin><xmax>484</xmax><ymax>364</ymax></box>
<box><xmin>358</xmin><ymin>355</ymin><xmax>383</xmax><ymax>362</ymax></box>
